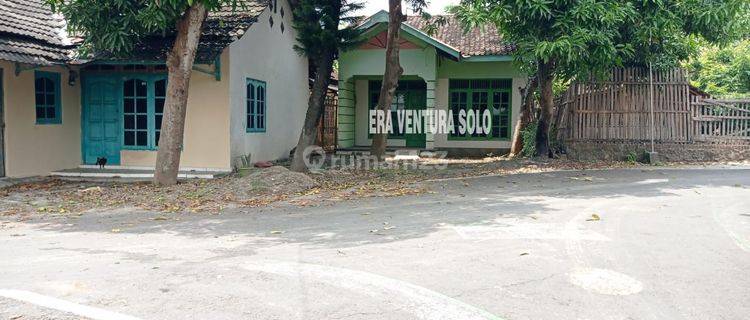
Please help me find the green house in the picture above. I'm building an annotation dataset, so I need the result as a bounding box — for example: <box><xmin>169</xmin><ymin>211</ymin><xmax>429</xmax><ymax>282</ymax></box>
<box><xmin>337</xmin><ymin>11</ymin><xmax>527</xmax><ymax>155</ymax></box>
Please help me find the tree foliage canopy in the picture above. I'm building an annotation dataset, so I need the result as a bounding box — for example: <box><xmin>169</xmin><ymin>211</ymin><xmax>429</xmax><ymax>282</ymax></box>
<box><xmin>291</xmin><ymin>0</ymin><xmax>362</xmax><ymax>60</ymax></box>
<box><xmin>450</xmin><ymin>0</ymin><xmax>749</xmax><ymax>79</ymax></box>
<box><xmin>450</xmin><ymin>0</ymin><xmax>637</xmax><ymax>79</ymax></box>
<box><xmin>47</xmin><ymin>0</ymin><xmax>240</xmax><ymax>55</ymax></box>
<box><xmin>621</xmin><ymin>0</ymin><xmax>749</xmax><ymax>69</ymax></box>
<box><xmin>687</xmin><ymin>40</ymin><xmax>750</xmax><ymax>97</ymax></box>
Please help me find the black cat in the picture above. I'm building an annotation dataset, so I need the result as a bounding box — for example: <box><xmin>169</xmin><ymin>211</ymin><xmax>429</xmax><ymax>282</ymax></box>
<box><xmin>95</xmin><ymin>157</ymin><xmax>107</xmax><ymax>169</ymax></box>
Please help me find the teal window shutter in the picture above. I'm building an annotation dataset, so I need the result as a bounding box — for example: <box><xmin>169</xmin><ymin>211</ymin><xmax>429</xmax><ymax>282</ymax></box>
<box><xmin>246</xmin><ymin>78</ymin><xmax>267</xmax><ymax>132</ymax></box>
<box><xmin>34</xmin><ymin>71</ymin><xmax>62</xmax><ymax>124</ymax></box>
<box><xmin>154</xmin><ymin>79</ymin><xmax>167</xmax><ymax>146</ymax></box>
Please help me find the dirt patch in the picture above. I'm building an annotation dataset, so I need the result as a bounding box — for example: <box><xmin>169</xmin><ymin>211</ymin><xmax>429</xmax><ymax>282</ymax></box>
<box><xmin>233</xmin><ymin>166</ymin><xmax>318</xmax><ymax>197</ymax></box>
<box><xmin>0</xmin><ymin>157</ymin><xmax>673</xmax><ymax>216</ymax></box>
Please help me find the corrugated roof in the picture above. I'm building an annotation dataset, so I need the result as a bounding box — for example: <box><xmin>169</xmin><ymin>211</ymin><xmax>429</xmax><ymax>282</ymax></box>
<box><xmin>0</xmin><ymin>0</ymin><xmax>73</xmax><ymax>65</ymax></box>
<box><xmin>405</xmin><ymin>15</ymin><xmax>515</xmax><ymax>57</ymax></box>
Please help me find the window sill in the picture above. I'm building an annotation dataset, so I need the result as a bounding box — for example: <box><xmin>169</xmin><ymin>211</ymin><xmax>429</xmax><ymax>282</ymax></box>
<box><xmin>367</xmin><ymin>135</ymin><xmax>406</xmax><ymax>139</ymax></box>
<box><xmin>35</xmin><ymin>121</ymin><xmax>62</xmax><ymax>125</ymax></box>
<box><xmin>246</xmin><ymin>129</ymin><xmax>266</xmax><ymax>133</ymax></box>
<box><xmin>122</xmin><ymin>147</ymin><xmax>158</xmax><ymax>151</ymax></box>
<box><xmin>447</xmin><ymin>136</ymin><xmax>510</xmax><ymax>141</ymax></box>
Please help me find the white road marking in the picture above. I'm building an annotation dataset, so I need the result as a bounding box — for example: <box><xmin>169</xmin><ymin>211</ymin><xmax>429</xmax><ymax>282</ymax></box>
<box><xmin>569</xmin><ymin>268</ymin><xmax>643</xmax><ymax>296</ymax></box>
<box><xmin>708</xmin><ymin>191</ymin><xmax>750</xmax><ymax>252</ymax></box>
<box><xmin>0</xmin><ymin>289</ymin><xmax>143</xmax><ymax>320</ymax></box>
<box><xmin>564</xmin><ymin>211</ymin><xmax>643</xmax><ymax>296</ymax></box>
<box><xmin>243</xmin><ymin>260</ymin><xmax>503</xmax><ymax>320</ymax></box>
<box><xmin>634</xmin><ymin>178</ymin><xmax>669</xmax><ymax>185</ymax></box>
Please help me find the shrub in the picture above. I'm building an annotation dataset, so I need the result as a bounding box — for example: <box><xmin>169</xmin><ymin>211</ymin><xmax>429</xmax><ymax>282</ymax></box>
<box><xmin>626</xmin><ymin>151</ymin><xmax>638</xmax><ymax>164</ymax></box>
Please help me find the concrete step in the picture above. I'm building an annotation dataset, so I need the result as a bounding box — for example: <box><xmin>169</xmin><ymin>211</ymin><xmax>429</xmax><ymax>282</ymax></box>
<box><xmin>50</xmin><ymin>166</ymin><xmax>230</xmax><ymax>180</ymax></box>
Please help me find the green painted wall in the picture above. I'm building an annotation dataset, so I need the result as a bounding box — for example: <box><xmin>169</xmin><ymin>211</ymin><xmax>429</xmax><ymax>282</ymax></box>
<box><xmin>339</xmin><ymin>48</ymin><xmax>437</xmax><ymax>81</ymax></box>
<box><xmin>437</xmin><ymin>58</ymin><xmax>524</xmax><ymax>79</ymax></box>
<box><xmin>337</xmin><ymin>80</ymin><xmax>356</xmax><ymax>147</ymax></box>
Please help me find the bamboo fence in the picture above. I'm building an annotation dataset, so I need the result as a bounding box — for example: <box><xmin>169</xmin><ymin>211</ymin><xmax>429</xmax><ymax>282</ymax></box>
<box><xmin>556</xmin><ymin>68</ymin><xmax>750</xmax><ymax>145</ymax></box>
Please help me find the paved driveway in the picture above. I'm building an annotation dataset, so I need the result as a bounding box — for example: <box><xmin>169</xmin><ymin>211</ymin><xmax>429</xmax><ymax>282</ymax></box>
<box><xmin>1</xmin><ymin>167</ymin><xmax>749</xmax><ymax>320</ymax></box>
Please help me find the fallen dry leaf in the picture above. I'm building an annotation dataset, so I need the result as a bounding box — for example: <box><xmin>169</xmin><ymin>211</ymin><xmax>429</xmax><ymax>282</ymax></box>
<box><xmin>586</xmin><ymin>214</ymin><xmax>601</xmax><ymax>221</ymax></box>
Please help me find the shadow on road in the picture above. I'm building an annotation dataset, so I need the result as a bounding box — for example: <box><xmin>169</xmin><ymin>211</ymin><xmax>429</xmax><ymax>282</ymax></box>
<box><xmin>7</xmin><ymin>168</ymin><xmax>749</xmax><ymax>253</ymax></box>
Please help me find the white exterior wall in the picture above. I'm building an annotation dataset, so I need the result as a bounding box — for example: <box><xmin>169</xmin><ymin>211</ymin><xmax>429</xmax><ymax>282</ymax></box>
<box><xmin>228</xmin><ymin>0</ymin><xmax>308</xmax><ymax>167</ymax></box>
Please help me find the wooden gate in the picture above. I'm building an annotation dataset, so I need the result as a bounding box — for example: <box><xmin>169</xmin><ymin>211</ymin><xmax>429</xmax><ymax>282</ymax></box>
<box><xmin>556</xmin><ymin>67</ymin><xmax>750</xmax><ymax>147</ymax></box>
<box><xmin>316</xmin><ymin>88</ymin><xmax>338</xmax><ymax>151</ymax></box>
<box><xmin>691</xmin><ymin>99</ymin><xmax>750</xmax><ymax>142</ymax></box>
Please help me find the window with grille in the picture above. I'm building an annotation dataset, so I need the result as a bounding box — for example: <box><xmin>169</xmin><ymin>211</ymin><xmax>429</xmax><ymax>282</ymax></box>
<box><xmin>34</xmin><ymin>71</ymin><xmax>61</xmax><ymax>124</ymax></box>
<box><xmin>122</xmin><ymin>77</ymin><xmax>167</xmax><ymax>149</ymax></box>
<box><xmin>246</xmin><ymin>78</ymin><xmax>267</xmax><ymax>132</ymax></box>
<box><xmin>123</xmin><ymin>79</ymin><xmax>149</xmax><ymax>147</ymax></box>
<box><xmin>449</xmin><ymin>79</ymin><xmax>512</xmax><ymax>140</ymax></box>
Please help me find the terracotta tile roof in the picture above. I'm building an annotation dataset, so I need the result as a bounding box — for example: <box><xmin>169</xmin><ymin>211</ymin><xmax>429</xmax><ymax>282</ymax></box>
<box><xmin>0</xmin><ymin>0</ymin><xmax>74</xmax><ymax>65</ymax></box>
<box><xmin>405</xmin><ymin>15</ymin><xmax>515</xmax><ymax>57</ymax></box>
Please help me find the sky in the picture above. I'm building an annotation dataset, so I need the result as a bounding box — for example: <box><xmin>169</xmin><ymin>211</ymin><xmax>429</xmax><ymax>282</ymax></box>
<box><xmin>359</xmin><ymin>0</ymin><xmax>460</xmax><ymax>16</ymax></box>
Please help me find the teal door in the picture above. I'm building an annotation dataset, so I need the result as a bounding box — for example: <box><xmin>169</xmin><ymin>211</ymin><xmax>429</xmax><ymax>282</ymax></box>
<box><xmin>83</xmin><ymin>77</ymin><xmax>121</xmax><ymax>165</ymax></box>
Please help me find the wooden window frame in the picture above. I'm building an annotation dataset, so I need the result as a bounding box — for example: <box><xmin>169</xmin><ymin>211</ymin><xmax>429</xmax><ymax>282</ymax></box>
<box><xmin>448</xmin><ymin>79</ymin><xmax>513</xmax><ymax>141</ymax></box>
<box><xmin>122</xmin><ymin>75</ymin><xmax>168</xmax><ymax>150</ymax></box>
<box><xmin>34</xmin><ymin>71</ymin><xmax>62</xmax><ymax>125</ymax></box>
<box><xmin>246</xmin><ymin>78</ymin><xmax>267</xmax><ymax>133</ymax></box>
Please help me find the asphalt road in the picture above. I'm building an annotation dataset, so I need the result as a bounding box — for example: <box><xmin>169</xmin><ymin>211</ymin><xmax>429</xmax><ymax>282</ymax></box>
<box><xmin>1</xmin><ymin>167</ymin><xmax>749</xmax><ymax>320</ymax></box>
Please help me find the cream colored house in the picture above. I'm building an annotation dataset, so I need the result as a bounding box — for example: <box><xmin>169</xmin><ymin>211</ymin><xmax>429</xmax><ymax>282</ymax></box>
<box><xmin>338</xmin><ymin>11</ymin><xmax>526</xmax><ymax>155</ymax></box>
<box><xmin>0</xmin><ymin>0</ymin><xmax>308</xmax><ymax>178</ymax></box>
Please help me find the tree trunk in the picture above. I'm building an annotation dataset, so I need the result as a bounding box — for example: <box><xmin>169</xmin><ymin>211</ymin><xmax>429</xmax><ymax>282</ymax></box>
<box><xmin>154</xmin><ymin>3</ymin><xmax>208</xmax><ymax>186</ymax></box>
<box><xmin>370</xmin><ymin>0</ymin><xmax>404</xmax><ymax>159</ymax></box>
<box><xmin>509</xmin><ymin>76</ymin><xmax>537</xmax><ymax>157</ymax></box>
<box><xmin>290</xmin><ymin>54</ymin><xmax>335</xmax><ymax>172</ymax></box>
<box><xmin>535</xmin><ymin>60</ymin><xmax>555</xmax><ymax>158</ymax></box>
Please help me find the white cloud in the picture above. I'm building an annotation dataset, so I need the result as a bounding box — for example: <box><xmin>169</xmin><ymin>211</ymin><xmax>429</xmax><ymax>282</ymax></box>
<box><xmin>358</xmin><ymin>0</ymin><xmax>459</xmax><ymax>16</ymax></box>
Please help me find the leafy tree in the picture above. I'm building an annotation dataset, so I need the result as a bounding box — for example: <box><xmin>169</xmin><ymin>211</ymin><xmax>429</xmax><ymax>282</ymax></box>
<box><xmin>687</xmin><ymin>40</ymin><xmax>750</xmax><ymax>97</ymax></box>
<box><xmin>290</xmin><ymin>0</ymin><xmax>362</xmax><ymax>172</ymax></box>
<box><xmin>451</xmin><ymin>0</ymin><xmax>747</xmax><ymax>157</ymax></box>
<box><xmin>49</xmin><ymin>0</ymin><xmax>241</xmax><ymax>185</ymax></box>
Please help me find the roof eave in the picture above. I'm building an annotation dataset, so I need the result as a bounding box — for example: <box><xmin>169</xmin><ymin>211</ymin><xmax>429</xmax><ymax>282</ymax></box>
<box><xmin>356</xmin><ymin>10</ymin><xmax>462</xmax><ymax>60</ymax></box>
<box><xmin>461</xmin><ymin>55</ymin><xmax>514</xmax><ymax>62</ymax></box>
